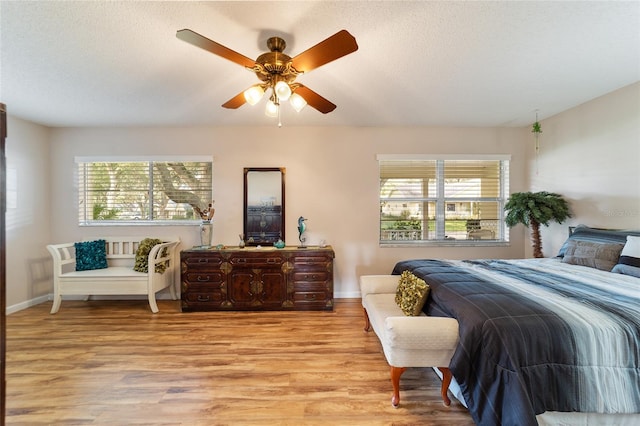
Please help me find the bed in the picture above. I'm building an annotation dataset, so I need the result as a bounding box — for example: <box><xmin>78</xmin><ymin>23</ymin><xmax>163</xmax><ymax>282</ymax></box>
<box><xmin>391</xmin><ymin>226</ymin><xmax>640</xmax><ymax>426</ymax></box>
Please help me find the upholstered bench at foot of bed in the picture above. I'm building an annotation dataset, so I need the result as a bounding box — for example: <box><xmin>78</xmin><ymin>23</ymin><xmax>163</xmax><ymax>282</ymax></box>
<box><xmin>360</xmin><ymin>274</ymin><xmax>459</xmax><ymax>407</ymax></box>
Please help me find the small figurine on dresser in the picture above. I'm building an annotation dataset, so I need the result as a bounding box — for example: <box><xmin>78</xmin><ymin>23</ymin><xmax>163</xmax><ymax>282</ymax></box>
<box><xmin>297</xmin><ymin>216</ymin><xmax>307</xmax><ymax>248</ymax></box>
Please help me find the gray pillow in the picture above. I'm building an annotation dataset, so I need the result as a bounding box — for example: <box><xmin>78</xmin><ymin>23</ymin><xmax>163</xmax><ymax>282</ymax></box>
<box><xmin>561</xmin><ymin>240</ymin><xmax>624</xmax><ymax>271</ymax></box>
<box><xmin>611</xmin><ymin>263</ymin><xmax>640</xmax><ymax>278</ymax></box>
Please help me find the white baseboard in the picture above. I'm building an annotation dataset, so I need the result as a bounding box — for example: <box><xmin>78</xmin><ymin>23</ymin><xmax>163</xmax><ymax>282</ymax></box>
<box><xmin>7</xmin><ymin>294</ymin><xmax>50</xmax><ymax>315</ymax></box>
<box><xmin>8</xmin><ymin>292</ymin><xmax>362</xmax><ymax>314</ymax></box>
<box><xmin>334</xmin><ymin>291</ymin><xmax>361</xmax><ymax>298</ymax></box>
<box><xmin>7</xmin><ymin>292</ymin><xmax>178</xmax><ymax>315</ymax></box>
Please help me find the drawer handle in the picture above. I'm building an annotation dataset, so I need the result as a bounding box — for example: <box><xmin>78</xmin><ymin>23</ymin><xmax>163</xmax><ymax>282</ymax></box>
<box><xmin>237</xmin><ymin>258</ymin><xmax>247</xmax><ymax>264</ymax></box>
<box><xmin>197</xmin><ymin>258</ymin><xmax>208</xmax><ymax>263</ymax></box>
<box><xmin>197</xmin><ymin>295</ymin><xmax>210</xmax><ymax>302</ymax></box>
<box><xmin>305</xmin><ymin>294</ymin><xmax>317</xmax><ymax>300</ymax></box>
<box><xmin>267</xmin><ymin>258</ymin><xmax>277</xmax><ymax>264</ymax></box>
<box><xmin>197</xmin><ymin>275</ymin><xmax>210</xmax><ymax>282</ymax></box>
<box><xmin>304</xmin><ymin>274</ymin><xmax>319</xmax><ymax>280</ymax></box>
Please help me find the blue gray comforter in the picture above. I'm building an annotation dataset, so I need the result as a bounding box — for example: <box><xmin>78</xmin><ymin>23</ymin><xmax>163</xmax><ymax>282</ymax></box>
<box><xmin>392</xmin><ymin>258</ymin><xmax>640</xmax><ymax>426</ymax></box>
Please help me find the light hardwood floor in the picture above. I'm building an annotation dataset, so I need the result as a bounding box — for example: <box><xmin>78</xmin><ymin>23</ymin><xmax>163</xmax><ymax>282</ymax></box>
<box><xmin>5</xmin><ymin>298</ymin><xmax>474</xmax><ymax>425</ymax></box>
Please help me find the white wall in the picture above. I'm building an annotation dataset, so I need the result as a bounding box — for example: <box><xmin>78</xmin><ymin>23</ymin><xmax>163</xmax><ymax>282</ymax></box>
<box><xmin>5</xmin><ymin>116</ymin><xmax>52</xmax><ymax>311</ymax></box>
<box><xmin>527</xmin><ymin>82</ymin><xmax>640</xmax><ymax>258</ymax></box>
<box><xmin>47</xmin><ymin>126</ymin><xmax>527</xmax><ymax>298</ymax></box>
<box><xmin>6</xmin><ymin>82</ymin><xmax>637</xmax><ymax>310</ymax></box>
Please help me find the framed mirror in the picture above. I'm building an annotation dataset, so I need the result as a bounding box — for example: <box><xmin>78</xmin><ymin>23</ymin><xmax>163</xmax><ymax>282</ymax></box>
<box><xmin>243</xmin><ymin>167</ymin><xmax>285</xmax><ymax>246</ymax></box>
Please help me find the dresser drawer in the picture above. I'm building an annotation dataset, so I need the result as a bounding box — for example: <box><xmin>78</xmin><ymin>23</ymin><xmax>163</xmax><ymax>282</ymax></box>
<box><xmin>291</xmin><ymin>291</ymin><xmax>332</xmax><ymax>310</ymax></box>
<box><xmin>181</xmin><ymin>254</ymin><xmax>224</xmax><ymax>269</ymax></box>
<box><xmin>293</xmin><ymin>291</ymin><xmax>326</xmax><ymax>302</ymax></box>
<box><xmin>292</xmin><ymin>270</ymin><xmax>329</xmax><ymax>283</ymax></box>
<box><xmin>183</xmin><ymin>271</ymin><xmax>225</xmax><ymax>285</ymax></box>
<box><xmin>292</xmin><ymin>281</ymin><xmax>330</xmax><ymax>293</ymax></box>
<box><xmin>292</xmin><ymin>253</ymin><xmax>333</xmax><ymax>265</ymax></box>
<box><xmin>229</xmin><ymin>253</ymin><xmax>283</xmax><ymax>267</ymax></box>
<box><xmin>183</xmin><ymin>291</ymin><xmax>224</xmax><ymax>304</ymax></box>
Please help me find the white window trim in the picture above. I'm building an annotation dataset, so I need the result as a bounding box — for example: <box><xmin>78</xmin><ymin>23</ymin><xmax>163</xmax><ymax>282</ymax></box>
<box><xmin>377</xmin><ymin>154</ymin><xmax>511</xmax><ymax>161</ymax></box>
<box><xmin>75</xmin><ymin>156</ymin><xmax>214</xmax><ymax>226</ymax></box>
<box><xmin>75</xmin><ymin>155</ymin><xmax>213</xmax><ymax>163</ymax></box>
<box><xmin>378</xmin><ymin>153</ymin><xmax>511</xmax><ymax>247</ymax></box>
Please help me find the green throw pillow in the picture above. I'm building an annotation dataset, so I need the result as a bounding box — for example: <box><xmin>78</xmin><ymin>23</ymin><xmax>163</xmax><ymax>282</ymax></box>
<box><xmin>134</xmin><ymin>238</ymin><xmax>168</xmax><ymax>274</ymax></box>
<box><xmin>75</xmin><ymin>239</ymin><xmax>108</xmax><ymax>271</ymax></box>
<box><xmin>395</xmin><ymin>270</ymin><xmax>430</xmax><ymax>316</ymax></box>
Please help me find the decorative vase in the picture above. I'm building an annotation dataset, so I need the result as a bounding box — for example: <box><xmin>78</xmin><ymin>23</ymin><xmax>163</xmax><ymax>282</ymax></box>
<box><xmin>200</xmin><ymin>221</ymin><xmax>213</xmax><ymax>247</ymax></box>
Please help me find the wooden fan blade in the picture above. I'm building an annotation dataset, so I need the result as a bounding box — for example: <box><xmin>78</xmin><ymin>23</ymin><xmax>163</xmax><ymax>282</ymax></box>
<box><xmin>291</xmin><ymin>30</ymin><xmax>358</xmax><ymax>73</ymax></box>
<box><xmin>294</xmin><ymin>85</ymin><xmax>336</xmax><ymax>114</ymax></box>
<box><xmin>177</xmin><ymin>29</ymin><xmax>255</xmax><ymax>68</ymax></box>
<box><xmin>222</xmin><ymin>91</ymin><xmax>247</xmax><ymax>109</ymax></box>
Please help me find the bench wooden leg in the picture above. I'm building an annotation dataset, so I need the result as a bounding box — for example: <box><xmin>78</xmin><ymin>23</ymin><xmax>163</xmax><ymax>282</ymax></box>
<box><xmin>148</xmin><ymin>293</ymin><xmax>160</xmax><ymax>313</ymax></box>
<box><xmin>389</xmin><ymin>366</ymin><xmax>453</xmax><ymax>408</ymax></box>
<box><xmin>50</xmin><ymin>294</ymin><xmax>62</xmax><ymax>314</ymax></box>
<box><xmin>363</xmin><ymin>308</ymin><xmax>371</xmax><ymax>332</ymax></box>
<box><xmin>439</xmin><ymin>367</ymin><xmax>452</xmax><ymax>406</ymax></box>
<box><xmin>390</xmin><ymin>366</ymin><xmax>406</xmax><ymax>407</ymax></box>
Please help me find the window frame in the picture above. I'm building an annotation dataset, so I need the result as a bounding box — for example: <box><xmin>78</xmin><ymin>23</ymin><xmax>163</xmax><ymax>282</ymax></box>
<box><xmin>75</xmin><ymin>156</ymin><xmax>213</xmax><ymax>226</ymax></box>
<box><xmin>378</xmin><ymin>154</ymin><xmax>511</xmax><ymax>247</ymax></box>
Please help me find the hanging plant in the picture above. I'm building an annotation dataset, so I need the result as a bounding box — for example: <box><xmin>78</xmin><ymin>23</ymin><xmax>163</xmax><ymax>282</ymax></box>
<box><xmin>532</xmin><ymin>121</ymin><xmax>542</xmax><ymax>133</ymax></box>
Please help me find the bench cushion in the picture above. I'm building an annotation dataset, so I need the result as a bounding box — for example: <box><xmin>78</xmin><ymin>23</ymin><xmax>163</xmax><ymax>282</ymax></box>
<box><xmin>364</xmin><ymin>293</ymin><xmax>425</xmax><ymax>342</ymax></box>
<box><xmin>61</xmin><ymin>266</ymin><xmax>148</xmax><ymax>279</ymax></box>
<box><xmin>360</xmin><ymin>275</ymin><xmax>400</xmax><ymax>299</ymax></box>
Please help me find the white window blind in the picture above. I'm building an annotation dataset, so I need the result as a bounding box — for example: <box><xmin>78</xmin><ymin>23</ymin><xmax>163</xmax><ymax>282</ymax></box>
<box><xmin>378</xmin><ymin>155</ymin><xmax>510</xmax><ymax>244</ymax></box>
<box><xmin>76</xmin><ymin>158</ymin><xmax>213</xmax><ymax>225</ymax></box>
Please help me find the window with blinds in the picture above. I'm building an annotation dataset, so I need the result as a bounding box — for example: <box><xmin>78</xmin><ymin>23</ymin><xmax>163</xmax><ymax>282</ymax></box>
<box><xmin>379</xmin><ymin>155</ymin><xmax>510</xmax><ymax>244</ymax></box>
<box><xmin>76</xmin><ymin>158</ymin><xmax>213</xmax><ymax>225</ymax></box>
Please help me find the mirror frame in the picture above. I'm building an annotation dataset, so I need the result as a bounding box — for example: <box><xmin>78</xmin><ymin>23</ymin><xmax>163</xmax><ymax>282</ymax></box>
<box><xmin>243</xmin><ymin>167</ymin><xmax>286</xmax><ymax>246</ymax></box>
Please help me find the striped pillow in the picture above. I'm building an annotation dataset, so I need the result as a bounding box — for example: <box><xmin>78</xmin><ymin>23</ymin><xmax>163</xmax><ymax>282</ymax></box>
<box><xmin>612</xmin><ymin>236</ymin><xmax>640</xmax><ymax>278</ymax></box>
<box><xmin>557</xmin><ymin>225</ymin><xmax>640</xmax><ymax>258</ymax></box>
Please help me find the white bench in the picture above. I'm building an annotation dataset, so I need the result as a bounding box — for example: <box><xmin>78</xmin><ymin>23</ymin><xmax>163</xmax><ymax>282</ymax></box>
<box><xmin>47</xmin><ymin>237</ymin><xmax>181</xmax><ymax>314</ymax></box>
<box><xmin>360</xmin><ymin>274</ymin><xmax>460</xmax><ymax>407</ymax></box>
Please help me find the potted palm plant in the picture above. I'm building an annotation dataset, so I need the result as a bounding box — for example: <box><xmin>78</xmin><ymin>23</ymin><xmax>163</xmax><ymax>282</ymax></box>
<box><xmin>504</xmin><ymin>191</ymin><xmax>571</xmax><ymax>258</ymax></box>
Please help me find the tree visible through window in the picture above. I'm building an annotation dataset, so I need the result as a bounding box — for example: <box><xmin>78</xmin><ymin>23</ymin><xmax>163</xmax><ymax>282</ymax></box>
<box><xmin>378</xmin><ymin>155</ymin><xmax>510</xmax><ymax>244</ymax></box>
<box><xmin>77</xmin><ymin>158</ymin><xmax>213</xmax><ymax>224</ymax></box>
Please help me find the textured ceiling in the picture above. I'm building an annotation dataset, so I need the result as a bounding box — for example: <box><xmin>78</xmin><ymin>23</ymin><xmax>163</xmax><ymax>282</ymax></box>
<box><xmin>1</xmin><ymin>1</ymin><xmax>639</xmax><ymax>128</ymax></box>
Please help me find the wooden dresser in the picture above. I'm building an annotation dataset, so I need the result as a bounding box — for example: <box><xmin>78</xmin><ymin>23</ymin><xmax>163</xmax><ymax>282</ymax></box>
<box><xmin>181</xmin><ymin>246</ymin><xmax>334</xmax><ymax>311</ymax></box>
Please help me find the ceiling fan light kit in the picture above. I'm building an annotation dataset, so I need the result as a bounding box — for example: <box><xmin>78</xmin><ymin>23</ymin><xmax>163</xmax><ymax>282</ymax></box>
<box><xmin>176</xmin><ymin>28</ymin><xmax>358</xmax><ymax>125</ymax></box>
<box><xmin>265</xmin><ymin>99</ymin><xmax>279</xmax><ymax>118</ymax></box>
<box><xmin>289</xmin><ymin>93</ymin><xmax>307</xmax><ymax>113</ymax></box>
<box><xmin>274</xmin><ymin>80</ymin><xmax>292</xmax><ymax>101</ymax></box>
<box><xmin>243</xmin><ymin>85</ymin><xmax>265</xmax><ymax>106</ymax></box>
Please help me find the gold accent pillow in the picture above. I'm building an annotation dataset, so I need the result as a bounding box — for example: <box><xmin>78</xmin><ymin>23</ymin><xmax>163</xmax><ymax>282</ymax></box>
<box><xmin>134</xmin><ymin>238</ymin><xmax>168</xmax><ymax>274</ymax></box>
<box><xmin>395</xmin><ymin>270</ymin><xmax>430</xmax><ymax>316</ymax></box>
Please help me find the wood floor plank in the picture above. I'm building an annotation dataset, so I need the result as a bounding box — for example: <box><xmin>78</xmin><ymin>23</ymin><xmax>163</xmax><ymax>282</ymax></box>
<box><xmin>5</xmin><ymin>299</ymin><xmax>474</xmax><ymax>425</ymax></box>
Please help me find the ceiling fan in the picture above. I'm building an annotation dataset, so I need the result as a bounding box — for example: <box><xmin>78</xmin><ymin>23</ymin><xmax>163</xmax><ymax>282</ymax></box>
<box><xmin>176</xmin><ymin>29</ymin><xmax>358</xmax><ymax>120</ymax></box>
